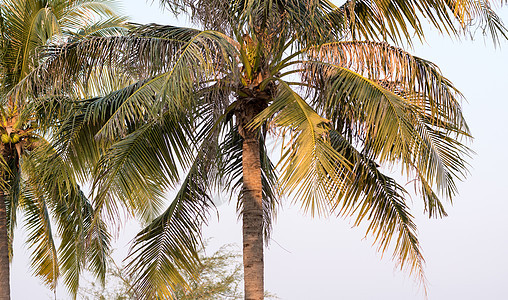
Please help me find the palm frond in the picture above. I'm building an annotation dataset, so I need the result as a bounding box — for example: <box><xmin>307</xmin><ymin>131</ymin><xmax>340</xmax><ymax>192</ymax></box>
<box><xmin>65</xmin><ymin>16</ymin><xmax>130</xmax><ymax>39</ymax></box>
<box><xmin>54</xmin><ymin>188</ymin><xmax>110</xmax><ymax>297</ymax></box>
<box><xmin>303</xmin><ymin>47</ymin><xmax>471</xmax><ymax>216</ymax></box>
<box><xmin>307</xmin><ymin>41</ymin><xmax>468</xmax><ymax>132</ymax></box>
<box><xmin>251</xmin><ymin>81</ymin><xmax>350</xmax><ymax>216</ymax></box>
<box><xmin>13</xmin><ymin>25</ymin><xmax>239</xmax><ymax>133</ymax></box>
<box><xmin>19</xmin><ymin>181</ymin><xmax>59</xmax><ymax>290</ymax></box>
<box><xmin>22</xmin><ymin>138</ymin><xmax>111</xmax><ymax>296</ymax></box>
<box><xmin>126</xmin><ymin>145</ymin><xmax>217</xmax><ymax>300</ymax></box>
<box><xmin>444</xmin><ymin>0</ymin><xmax>508</xmax><ymax>43</ymax></box>
<box><xmin>91</xmin><ymin>108</ymin><xmax>195</xmax><ymax>223</ymax></box>
<box><xmin>336</xmin><ymin>0</ymin><xmax>507</xmax><ymax>44</ymax></box>
<box><xmin>328</xmin><ymin>130</ymin><xmax>426</xmax><ymax>286</ymax></box>
<box><xmin>0</xmin><ymin>0</ymin><xmax>61</xmax><ymax>88</ymax></box>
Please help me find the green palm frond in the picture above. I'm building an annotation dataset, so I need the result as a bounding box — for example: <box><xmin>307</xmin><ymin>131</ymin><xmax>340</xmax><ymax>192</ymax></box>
<box><xmin>251</xmin><ymin>81</ymin><xmax>350</xmax><ymax>216</ymax></box>
<box><xmin>124</xmin><ymin>98</ymin><xmax>241</xmax><ymax>299</ymax></box>
<box><xmin>0</xmin><ymin>0</ymin><xmax>61</xmax><ymax>88</ymax></box>
<box><xmin>14</xmin><ymin>25</ymin><xmax>239</xmax><ymax>128</ymax></box>
<box><xmin>92</xmin><ymin>109</ymin><xmax>195</xmax><ymax>223</ymax></box>
<box><xmin>22</xmin><ymin>139</ymin><xmax>111</xmax><ymax>295</ymax></box>
<box><xmin>328</xmin><ymin>130</ymin><xmax>425</xmax><ymax>285</ymax></box>
<box><xmin>303</xmin><ymin>45</ymin><xmax>471</xmax><ymax>216</ymax></box>
<box><xmin>1</xmin><ymin>0</ymin><xmax>127</xmax><ymax>93</ymax></box>
<box><xmin>126</xmin><ymin>148</ymin><xmax>216</xmax><ymax>300</ymax></box>
<box><xmin>307</xmin><ymin>41</ymin><xmax>468</xmax><ymax>131</ymax></box>
<box><xmin>66</xmin><ymin>16</ymin><xmax>129</xmax><ymax>39</ymax></box>
<box><xmin>19</xmin><ymin>182</ymin><xmax>59</xmax><ymax>290</ymax></box>
<box><xmin>54</xmin><ymin>0</ymin><xmax>123</xmax><ymax>35</ymax></box>
<box><xmin>57</xmin><ymin>78</ymin><xmax>161</xmax><ymax>154</ymax></box>
<box><xmin>54</xmin><ymin>189</ymin><xmax>110</xmax><ymax>297</ymax></box>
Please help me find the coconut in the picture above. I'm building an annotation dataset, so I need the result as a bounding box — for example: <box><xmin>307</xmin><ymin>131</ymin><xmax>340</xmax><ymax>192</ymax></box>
<box><xmin>11</xmin><ymin>134</ymin><xmax>20</xmax><ymax>144</ymax></box>
<box><xmin>1</xmin><ymin>134</ymin><xmax>10</xmax><ymax>144</ymax></box>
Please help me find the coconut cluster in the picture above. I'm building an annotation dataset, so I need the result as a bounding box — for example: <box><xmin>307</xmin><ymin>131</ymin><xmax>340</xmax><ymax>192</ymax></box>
<box><xmin>1</xmin><ymin>133</ymin><xmax>20</xmax><ymax>144</ymax></box>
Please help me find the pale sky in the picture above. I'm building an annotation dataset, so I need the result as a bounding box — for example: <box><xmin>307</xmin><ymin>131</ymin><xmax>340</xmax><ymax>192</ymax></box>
<box><xmin>10</xmin><ymin>1</ymin><xmax>508</xmax><ymax>299</ymax></box>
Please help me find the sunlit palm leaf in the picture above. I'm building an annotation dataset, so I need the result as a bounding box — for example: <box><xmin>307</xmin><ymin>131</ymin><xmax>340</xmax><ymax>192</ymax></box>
<box><xmin>337</xmin><ymin>0</ymin><xmax>507</xmax><ymax>44</ymax></box>
<box><xmin>92</xmin><ymin>109</ymin><xmax>195</xmax><ymax>223</ymax></box>
<box><xmin>126</xmin><ymin>147</ymin><xmax>217</xmax><ymax>300</ymax></box>
<box><xmin>307</xmin><ymin>41</ymin><xmax>468</xmax><ymax>130</ymax></box>
<box><xmin>329</xmin><ymin>130</ymin><xmax>425</xmax><ymax>285</ymax></box>
<box><xmin>23</xmin><ymin>139</ymin><xmax>111</xmax><ymax>295</ymax></box>
<box><xmin>19</xmin><ymin>181</ymin><xmax>59</xmax><ymax>290</ymax></box>
<box><xmin>303</xmin><ymin>46</ymin><xmax>471</xmax><ymax>216</ymax></box>
<box><xmin>252</xmin><ymin>81</ymin><xmax>350</xmax><ymax>216</ymax></box>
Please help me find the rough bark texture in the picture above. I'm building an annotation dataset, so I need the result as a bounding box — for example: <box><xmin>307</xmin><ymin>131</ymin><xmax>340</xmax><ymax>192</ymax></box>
<box><xmin>236</xmin><ymin>97</ymin><xmax>266</xmax><ymax>300</ymax></box>
<box><xmin>242</xmin><ymin>136</ymin><xmax>264</xmax><ymax>300</ymax></box>
<box><xmin>0</xmin><ymin>189</ymin><xmax>10</xmax><ymax>300</ymax></box>
<box><xmin>0</xmin><ymin>129</ymin><xmax>17</xmax><ymax>300</ymax></box>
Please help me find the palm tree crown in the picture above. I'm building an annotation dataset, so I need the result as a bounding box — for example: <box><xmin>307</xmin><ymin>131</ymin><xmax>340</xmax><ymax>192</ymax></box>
<box><xmin>0</xmin><ymin>0</ymin><xmax>127</xmax><ymax>298</ymax></box>
<box><xmin>19</xmin><ymin>0</ymin><xmax>506</xmax><ymax>299</ymax></box>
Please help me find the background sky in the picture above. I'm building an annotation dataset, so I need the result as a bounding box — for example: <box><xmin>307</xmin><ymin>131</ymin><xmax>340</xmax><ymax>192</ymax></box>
<box><xmin>10</xmin><ymin>1</ymin><xmax>508</xmax><ymax>299</ymax></box>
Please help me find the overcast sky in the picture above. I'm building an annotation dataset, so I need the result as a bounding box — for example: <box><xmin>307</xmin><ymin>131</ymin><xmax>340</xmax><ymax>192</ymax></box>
<box><xmin>10</xmin><ymin>1</ymin><xmax>508</xmax><ymax>299</ymax></box>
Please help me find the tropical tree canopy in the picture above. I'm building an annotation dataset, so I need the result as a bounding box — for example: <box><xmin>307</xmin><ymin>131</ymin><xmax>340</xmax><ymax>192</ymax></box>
<box><xmin>15</xmin><ymin>0</ymin><xmax>506</xmax><ymax>299</ymax></box>
<box><xmin>0</xmin><ymin>0</ymin><xmax>127</xmax><ymax>297</ymax></box>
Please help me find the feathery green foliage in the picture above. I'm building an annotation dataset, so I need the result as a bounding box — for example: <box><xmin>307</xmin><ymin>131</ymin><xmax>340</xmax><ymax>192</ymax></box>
<box><xmin>27</xmin><ymin>0</ymin><xmax>506</xmax><ymax>298</ymax></box>
<box><xmin>0</xmin><ymin>0</ymin><xmax>127</xmax><ymax>296</ymax></box>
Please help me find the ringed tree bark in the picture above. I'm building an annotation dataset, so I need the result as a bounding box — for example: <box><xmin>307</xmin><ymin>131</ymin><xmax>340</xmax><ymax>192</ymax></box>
<box><xmin>0</xmin><ymin>120</ymin><xmax>22</xmax><ymax>300</ymax></box>
<box><xmin>0</xmin><ymin>188</ymin><xmax>10</xmax><ymax>300</ymax></box>
<box><xmin>236</xmin><ymin>93</ymin><xmax>268</xmax><ymax>300</ymax></box>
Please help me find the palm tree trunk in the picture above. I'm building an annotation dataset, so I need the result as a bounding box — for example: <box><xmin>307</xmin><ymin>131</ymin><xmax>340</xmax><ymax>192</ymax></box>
<box><xmin>242</xmin><ymin>134</ymin><xmax>264</xmax><ymax>300</ymax></box>
<box><xmin>0</xmin><ymin>140</ymin><xmax>14</xmax><ymax>300</ymax></box>
<box><xmin>237</xmin><ymin>98</ymin><xmax>266</xmax><ymax>300</ymax></box>
<box><xmin>0</xmin><ymin>188</ymin><xmax>10</xmax><ymax>300</ymax></box>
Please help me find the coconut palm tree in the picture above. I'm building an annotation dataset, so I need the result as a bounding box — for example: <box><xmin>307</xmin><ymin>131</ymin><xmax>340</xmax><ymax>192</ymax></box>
<box><xmin>19</xmin><ymin>0</ymin><xmax>506</xmax><ymax>299</ymax></box>
<box><xmin>0</xmin><ymin>0</ymin><xmax>127</xmax><ymax>298</ymax></box>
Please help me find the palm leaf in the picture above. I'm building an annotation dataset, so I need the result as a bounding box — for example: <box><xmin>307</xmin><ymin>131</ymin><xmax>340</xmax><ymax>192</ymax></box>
<box><xmin>252</xmin><ymin>81</ymin><xmax>350</xmax><ymax>216</ymax></box>
<box><xmin>307</xmin><ymin>41</ymin><xmax>468</xmax><ymax>130</ymax></box>
<box><xmin>91</xmin><ymin>108</ymin><xmax>195</xmax><ymax>223</ymax></box>
<box><xmin>13</xmin><ymin>25</ymin><xmax>239</xmax><ymax>113</ymax></box>
<box><xmin>19</xmin><ymin>181</ymin><xmax>59</xmax><ymax>290</ymax></box>
<box><xmin>126</xmin><ymin>142</ymin><xmax>217</xmax><ymax>300</ymax></box>
<box><xmin>303</xmin><ymin>47</ymin><xmax>471</xmax><ymax>216</ymax></box>
<box><xmin>336</xmin><ymin>0</ymin><xmax>507</xmax><ymax>44</ymax></box>
<box><xmin>329</xmin><ymin>130</ymin><xmax>425</xmax><ymax>286</ymax></box>
<box><xmin>23</xmin><ymin>139</ymin><xmax>111</xmax><ymax>296</ymax></box>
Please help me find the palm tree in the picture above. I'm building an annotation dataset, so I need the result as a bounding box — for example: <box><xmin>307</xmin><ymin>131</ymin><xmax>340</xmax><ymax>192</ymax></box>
<box><xmin>0</xmin><ymin>0</ymin><xmax>127</xmax><ymax>298</ymax></box>
<box><xmin>19</xmin><ymin>0</ymin><xmax>506</xmax><ymax>299</ymax></box>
